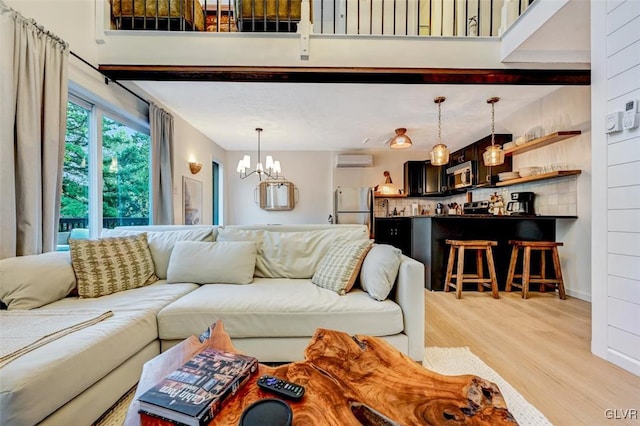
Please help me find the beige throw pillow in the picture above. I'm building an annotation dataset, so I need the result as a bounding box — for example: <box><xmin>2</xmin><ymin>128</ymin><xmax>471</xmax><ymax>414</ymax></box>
<box><xmin>0</xmin><ymin>252</ymin><xmax>77</xmax><ymax>310</ymax></box>
<box><xmin>101</xmin><ymin>227</ymin><xmax>214</xmax><ymax>279</ymax></box>
<box><xmin>69</xmin><ymin>234</ymin><xmax>158</xmax><ymax>298</ymax></box>
<box><xmin>359</xmin><ymin>244</ymin><xmax>403</xmax><ymax>301</ymax></box>
<box><xmin>166</xmin><ymin>241</ymin><xmax>257</xmax><ymax>284</ymax></box>
<box><xmin>312</xmin><ymin>239</ymin><xmax>373</xmax><ymax>295</ymax></box>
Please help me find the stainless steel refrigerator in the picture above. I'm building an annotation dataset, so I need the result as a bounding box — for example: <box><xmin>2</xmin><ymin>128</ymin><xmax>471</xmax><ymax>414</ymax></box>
<box><xmin>334</xmin><ymin>187</ymin><xmax>374</xmax><ymax>233</ymax></box>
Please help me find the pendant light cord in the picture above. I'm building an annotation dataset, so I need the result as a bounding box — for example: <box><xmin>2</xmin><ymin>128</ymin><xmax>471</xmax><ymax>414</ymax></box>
<box><xmin>491</xmin><ymin>101</ymin><xmax>496</xmax><ymax>146</ymax></box>
<box><xmin>438</xmin><ymin>101</ymin><xmax>442</xmax><ymax>143</ymax></box>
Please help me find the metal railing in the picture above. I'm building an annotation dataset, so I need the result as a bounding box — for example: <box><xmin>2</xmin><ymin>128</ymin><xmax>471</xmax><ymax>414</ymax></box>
<box><xmin>108</xmin><ymin>0</ymin><xmax>535</xmax><ymax>35</ymax></box>
<box><xmin>58</xmin><ymin>217</ymin><xmax>149</xmax><ymax>232</ymax></box>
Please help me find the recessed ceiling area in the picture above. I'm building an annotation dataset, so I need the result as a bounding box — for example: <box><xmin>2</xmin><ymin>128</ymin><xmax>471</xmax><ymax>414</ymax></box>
<box><xmin>134</xmin><ymin>81</ymin><xmax>563</xmax><ymax>153</ymax></box>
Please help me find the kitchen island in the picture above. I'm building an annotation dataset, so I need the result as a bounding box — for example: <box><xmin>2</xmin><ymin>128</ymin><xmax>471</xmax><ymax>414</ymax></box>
<box><xmin>374</xmin><ymin>215</ymin><xmax>577</xmax><ymax>291</ymax></box>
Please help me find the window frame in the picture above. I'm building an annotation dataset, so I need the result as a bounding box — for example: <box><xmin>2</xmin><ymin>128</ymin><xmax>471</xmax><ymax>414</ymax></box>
<box><xmin>65</xmin><ymin>89</ymin><xmax>151</xmax><ymax>238</ymax></box>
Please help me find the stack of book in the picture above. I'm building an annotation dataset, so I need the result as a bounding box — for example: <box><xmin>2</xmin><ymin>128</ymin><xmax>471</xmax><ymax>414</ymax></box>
<box><xmin>137</xmin><ymin>349</ymin><xmax>259</xmax><ymax>426</ymax></box>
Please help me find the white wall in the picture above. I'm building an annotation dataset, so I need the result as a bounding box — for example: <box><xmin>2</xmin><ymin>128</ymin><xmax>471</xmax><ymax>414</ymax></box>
<box><xmin>6</xmin><ymin>0</ymin><xmax>228</xmax><ymax>227</ymax></box>
<box><xmin>591</xmin><ymin>0</ymin><xmax>640</xmax><ymax>376</ymax></box>
<box><xmin>172</xmin><ymin>117</ymin><xmax>228</xmax><ymax>225</ymax></box>
<box><xmin>333</xmin><ymin>149</ymin><xmax>433</xmax><ymax>189</ymax></box>
<box><xmin>501</xmin><ymin>86</ymin><xmax>592</xmax><ymax>301</ymax></box>
<box><xmin>226</xmin><ymin>151</ymin><xmax>333</xmax><ymax>224</ymax></box>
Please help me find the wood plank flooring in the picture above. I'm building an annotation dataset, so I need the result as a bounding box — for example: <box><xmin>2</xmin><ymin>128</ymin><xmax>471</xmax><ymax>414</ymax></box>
<box><xmin>425</xmin><ymin>291</ymin><xmax>640</xmax><ymax>425</ymax></box>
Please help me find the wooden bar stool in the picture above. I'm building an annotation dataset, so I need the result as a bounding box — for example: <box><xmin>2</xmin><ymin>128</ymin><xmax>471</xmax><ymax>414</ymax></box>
<box><xmin>505</xmin><ymin>240</ymin><xmax>567</xmax><ymax>299</ymax></box>
<box><xmin>444</xmin><ymin>240</ymin><xmax>500</xmax><ymax>299</ymax></box>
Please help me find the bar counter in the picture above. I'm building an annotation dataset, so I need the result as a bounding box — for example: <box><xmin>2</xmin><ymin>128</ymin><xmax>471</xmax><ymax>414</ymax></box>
<box><xmin>374</xmin><ymin>214</ymin><xmax>577</xmax><ymax>291</ymax></box>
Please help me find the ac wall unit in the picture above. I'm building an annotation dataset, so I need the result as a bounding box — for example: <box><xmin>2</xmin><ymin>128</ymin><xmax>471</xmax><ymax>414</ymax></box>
<box><xmin>336</xmin><ymin>154</ymin><xmax>373</xmax><ymax>168</ymax></box>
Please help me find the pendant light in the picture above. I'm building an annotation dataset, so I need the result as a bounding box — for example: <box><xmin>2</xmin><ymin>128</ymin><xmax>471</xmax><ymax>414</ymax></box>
<box><xmin>482</xmin><ymin>97</ymin><xmax>505</xmax><ymax>167</ymax></box>
<box><xmin>430</xmin><ymin>96</ymin><xmax>450</xmax><ymax>166</ymax></box>
<box><xmin>389</xmin><ymin>128</ymin><xmax>413</xmax><ymax>149</ymax></box>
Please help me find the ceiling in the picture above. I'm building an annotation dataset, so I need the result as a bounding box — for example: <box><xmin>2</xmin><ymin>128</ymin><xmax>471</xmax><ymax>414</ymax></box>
<box><xmin>134</xmin><ymin>80</ymin><xmax>563</xmax><ymax>153</ymax></box>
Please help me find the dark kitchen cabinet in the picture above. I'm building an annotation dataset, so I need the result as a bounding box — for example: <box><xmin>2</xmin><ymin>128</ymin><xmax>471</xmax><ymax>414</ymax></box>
<box><xmin>404</xmin><ymin>161</ymin><xmax>446</xmax><ymax>196</ymax></box>
<box><xmin>404</xmin><ymin>161</ymin><xmax>427</xmax><ymax>196</ymax></box>
<box><xmin>475</xmin><ymin>134</ymin><xmax>513</xmax><ymax>186</ymax></box>
<box><xmin>374</xmin><ymin>217</ymin><xmax>412</xmax><ymax>256</ymax></box>
<box><xmin>449</xmin><ymin>145</ymin><xmax>475</xmax><ymax>166</ymax></box>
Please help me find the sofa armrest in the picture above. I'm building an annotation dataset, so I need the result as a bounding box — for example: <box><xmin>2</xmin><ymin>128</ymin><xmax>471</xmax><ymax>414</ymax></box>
<box><xmin>392</xmin><ymin>255</ymin><xmax>425</xmax><ymax>362</ymax></box>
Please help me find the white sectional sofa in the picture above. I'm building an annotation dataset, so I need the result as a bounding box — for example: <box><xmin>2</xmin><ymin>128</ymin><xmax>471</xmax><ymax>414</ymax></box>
<box><xmin>0</xmin><ymin>224</ymin><xmax>424</xmax><ymax>426</ymax></box>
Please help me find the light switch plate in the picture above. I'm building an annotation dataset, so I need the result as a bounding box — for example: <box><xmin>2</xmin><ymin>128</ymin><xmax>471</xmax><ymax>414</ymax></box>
<box><xmin>606</xmin><ymin>112</ymin><xmax>622</xmax><ymax>133</ymax></box>
<box><xmin>622</xmin><ymin>100</ymin><xmax>640</xmax><ymax>130</ymax></box>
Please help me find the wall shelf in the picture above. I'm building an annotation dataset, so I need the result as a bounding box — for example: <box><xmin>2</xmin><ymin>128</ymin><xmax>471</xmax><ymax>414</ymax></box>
<box><xmin>495</xmin><ymin>170</ymin><xmax>582</xmax><ymax>187</ymax></box>
<box><xmin>504</xmin><ymin>131</ymin><xmax>582</xmax><ymax>156</ymax></box>
<box><xmin>374</xmin><ymin>193</ymin><xmax>407</xmax><ymax>198</ymax></box>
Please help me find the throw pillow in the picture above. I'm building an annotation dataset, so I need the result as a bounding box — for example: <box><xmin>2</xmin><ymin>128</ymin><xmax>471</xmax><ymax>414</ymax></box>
<box><xmin>359</xmin><ymin>244</ymin><xmax>403</xmax><ymax>301</ymax></box>
<box><xmin>166</xmin><ymin>241</ymin><xmax>257</xmax><ymax>285</ymax></box>
<box><xmin>101</xmin><ymin>227</ymin><xmax>214</xmax><ymax>279</ymax></box>
<box><xmin>0</xmin><ymin>251</ymin><xmax>77</xmax><ymax>310</ymax></box>
<box><xmin>312</xmin><ymin>239</ymin><xmax>373</xmax><ymax>295</ymax></box>
<box><xmin>69</xmin><ymin>233</ymin><xmax>158</xmax><ymax>298</ymax></box>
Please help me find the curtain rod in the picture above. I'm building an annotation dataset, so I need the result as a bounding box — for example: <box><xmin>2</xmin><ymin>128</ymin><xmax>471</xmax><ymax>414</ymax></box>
<box><xmin>70</xmin><ymin>51</ymin><xmax>150</xmax><ymax>106</ymax></box>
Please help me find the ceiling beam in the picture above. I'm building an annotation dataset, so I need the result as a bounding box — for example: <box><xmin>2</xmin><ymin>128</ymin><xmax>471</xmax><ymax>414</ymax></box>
<box><xmin>98</xmin><ymin>65</ymin><xmax>590</xmax><ymax>85</ymax></box>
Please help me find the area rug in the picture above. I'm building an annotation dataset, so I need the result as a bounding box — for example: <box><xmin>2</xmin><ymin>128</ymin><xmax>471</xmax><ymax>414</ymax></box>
<box><xmin>424</xmin><ymin>347</ymin><xmax>552</xmax><ymax>426</ymax></box>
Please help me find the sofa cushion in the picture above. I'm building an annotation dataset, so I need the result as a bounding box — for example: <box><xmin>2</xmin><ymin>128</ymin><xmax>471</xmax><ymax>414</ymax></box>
<box><xmin>216</xmin><ymin>227</ymin><xmax>369</xmax><ymax>278</ymax></box>
<box><xmin>157</xmin><ymin>278</ymin><xmax>404</xmax><ymax>340</ymax></box>
<box><xmin>359</xmin><ymin>244</ymin><xmax>403</xmax><ymax>301</ymax></box>
<box><xmin>166</xmin><ymin>241</ymin><xmax>257</xmax><ymax>284</ymax></box>
<box><xmin>0</xmin><ymin>252</ymin><xmax>76</xmax><ymax>310</ymax></box>
<box><xmin>311</xmin><ymin>239</ymin><xmax>373</xmax><ymax>295</ymax></box>
<box><xmin>69</xmin><ymin>234</ymin><xmax>158</xmax><ymax>298</ymax></box>
<box><xmin>0</xmin><ymin>282</ymin><xmax>197</xmax><ymax>426</ymax></box>
<box><xmin>102</xmin><ymin>227</ymin><xmax>215</xmax><ymax>279</ymax></box>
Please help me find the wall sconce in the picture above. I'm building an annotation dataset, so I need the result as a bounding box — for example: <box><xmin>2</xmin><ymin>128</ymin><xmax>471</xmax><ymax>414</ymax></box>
<box><xmin>189</xmin><ymin>162</ymin><xmax>203</xmax><ymax>174</ymax></box>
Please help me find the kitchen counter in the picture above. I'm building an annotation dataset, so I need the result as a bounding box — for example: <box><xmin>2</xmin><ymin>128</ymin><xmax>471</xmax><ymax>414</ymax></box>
<box><xmin>374</xmin><ymin>215</ymin><xmax>575</xmax><ymax>291</ymax></box>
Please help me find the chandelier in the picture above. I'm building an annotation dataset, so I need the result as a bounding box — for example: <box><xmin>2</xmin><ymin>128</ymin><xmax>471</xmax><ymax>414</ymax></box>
<box><xmin>482</xmin><ymin>97</ymin><xmax>505</xmax><ymax>167</ymax></box>
<box><xmin>430</xmin><ymin>96</ymin><xmax>450</xmax><ymax>166</ymax></box>
<box><xmin>236</xmin><ymin>128</ymin><xmax>282</xmax><ymax>180</ymax></box>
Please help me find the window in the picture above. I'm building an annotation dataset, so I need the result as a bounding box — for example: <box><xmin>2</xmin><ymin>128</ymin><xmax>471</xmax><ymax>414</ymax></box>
<box><xmin>59</xmin><ymin>93</ymin><xmax>150</xmax><ymax>248</ymax></box>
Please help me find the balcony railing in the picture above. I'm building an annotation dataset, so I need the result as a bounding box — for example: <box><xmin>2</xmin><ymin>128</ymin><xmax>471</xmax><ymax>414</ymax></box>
<box><xmin>58</xmin><ymin>217</ymin><xmax>149</xmax><ymax>232</ymax></box>
<box><xmin>108</xmin><ymin>0</ymin><xmax>535</xmax><ymax>36</ymax></box>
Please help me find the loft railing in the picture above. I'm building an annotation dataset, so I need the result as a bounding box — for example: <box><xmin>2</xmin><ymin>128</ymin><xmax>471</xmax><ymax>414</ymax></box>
<box><xmin>108</xmin><ymin>0</ymin><xmax>535</xmax><ymax>36</ymax></box>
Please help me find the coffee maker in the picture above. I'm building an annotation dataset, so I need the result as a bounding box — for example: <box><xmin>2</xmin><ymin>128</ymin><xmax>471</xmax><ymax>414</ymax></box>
<box><xmin>507</xmin><ymin>192</ymin><xmax>535</xmax><ymax>216</ymax></box>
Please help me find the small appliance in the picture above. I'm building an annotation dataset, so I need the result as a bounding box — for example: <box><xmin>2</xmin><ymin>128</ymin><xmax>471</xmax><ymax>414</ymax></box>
<box><xmin>507</xmin><ymin>192</ymin><xmax>535</xmax><ymax>216</ymax></box>
<box><xmin>463</xmin><ymin>200</ymin><xmax>490</xmax><ymax>215</ymax></box>
<box><xmin>445</xmin><ymin>160</ymin><xmax>475</xmax><ymax>190</ymax></box>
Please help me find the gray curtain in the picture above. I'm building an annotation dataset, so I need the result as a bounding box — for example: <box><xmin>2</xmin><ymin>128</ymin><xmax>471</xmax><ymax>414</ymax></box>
<box><xmin>0</xmin><ymin>0</ymin><xmax>69</xmax><ymax>259</ymax></box>
<box><xmin>150</xmin><ymin>103</ymin><xmax>175</xmax><ymax>225</ymax></box>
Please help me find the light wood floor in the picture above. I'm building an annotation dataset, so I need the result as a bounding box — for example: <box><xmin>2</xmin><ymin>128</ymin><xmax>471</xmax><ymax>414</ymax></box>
<box><xmin>425</xmin><ymin>291</ymin><xmax>640</xmax><ymax>425</ymax></box>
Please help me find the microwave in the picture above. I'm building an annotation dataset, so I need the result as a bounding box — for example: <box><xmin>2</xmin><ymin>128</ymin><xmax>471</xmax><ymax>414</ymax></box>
<box><xmin>446</xmin><ymin>161</ymin><xmax>475</xmax><ymax>189</ymax></box>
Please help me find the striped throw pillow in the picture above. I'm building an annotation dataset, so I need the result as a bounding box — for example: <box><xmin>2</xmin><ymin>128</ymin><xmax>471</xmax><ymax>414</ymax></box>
<box><xmin>312</xmin><ymin>239</ymin><xmax>373</xmax><ymax>295</ymax></box>
<box><xmin>69</xmin><ymin>233</ymin><xmax>158</xmax><ymax>298</ymax></box>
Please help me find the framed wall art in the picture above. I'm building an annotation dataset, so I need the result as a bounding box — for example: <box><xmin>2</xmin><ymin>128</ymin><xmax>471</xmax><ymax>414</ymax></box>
<box><xmin>183</xmin><ymin>176</ymin><xmax>203</xmax><ymax>225</ymax></box>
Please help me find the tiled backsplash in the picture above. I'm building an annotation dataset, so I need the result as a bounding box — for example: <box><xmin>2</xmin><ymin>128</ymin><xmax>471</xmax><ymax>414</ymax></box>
<box><xmin>374</xmin><ymin>175</ymin><xmax>578</xmax><ymax>217</ymax></box>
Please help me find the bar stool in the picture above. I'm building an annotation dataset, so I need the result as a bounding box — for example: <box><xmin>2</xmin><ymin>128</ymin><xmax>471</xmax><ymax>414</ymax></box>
<box><xmin>505</xmin><ymin>240</ymin><xmax>567</xmax><ymax>299</ymax></box>
<box><xmin>444</xmin><ymin>240</ymin><xmax>500</xmax><ymax>299</ymax></box>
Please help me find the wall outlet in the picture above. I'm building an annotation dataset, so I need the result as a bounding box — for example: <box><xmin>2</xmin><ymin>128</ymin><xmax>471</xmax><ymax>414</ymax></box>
<box><xmin>606</xmin><ymin>112</ymin><xmax>623</xmax><ymax>133</ymax></box>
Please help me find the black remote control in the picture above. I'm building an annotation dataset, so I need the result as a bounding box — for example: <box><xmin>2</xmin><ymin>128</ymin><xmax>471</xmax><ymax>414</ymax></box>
<box><xmin>257</xmin><ymin>375</ymin><xmax>305</xmax><ymax>401</ymax></box>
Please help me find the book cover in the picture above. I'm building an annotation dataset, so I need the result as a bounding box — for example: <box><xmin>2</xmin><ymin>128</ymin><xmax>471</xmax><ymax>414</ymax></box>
<box><xmin>137</xmin><ymin>349</ymin><xmax>259</xmax><ymax>426</ymax></box>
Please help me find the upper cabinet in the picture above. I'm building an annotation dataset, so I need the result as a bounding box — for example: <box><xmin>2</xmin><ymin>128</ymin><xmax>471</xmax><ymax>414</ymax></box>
<box><xmin>404</xmin><ymin>161</ymin><xmax>446</xmax><ymax>197</ymax></box>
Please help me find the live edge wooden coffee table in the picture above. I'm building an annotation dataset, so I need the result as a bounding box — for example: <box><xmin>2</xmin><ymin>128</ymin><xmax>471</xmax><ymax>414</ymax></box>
<box><xmin>124</xmin><ymin>321</ymin><xmax>516</xmax><ymax>425</ymax></box>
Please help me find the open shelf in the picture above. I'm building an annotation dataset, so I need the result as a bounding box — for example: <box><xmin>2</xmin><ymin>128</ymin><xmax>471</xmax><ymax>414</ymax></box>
<box><xmin>504</xmin><ymin>131</ymin><xmax>582</xmax><ymax>156</ymax></box>
<box><xmin>495</xmin><ymin>170</ymin><xmax>582</xmax><ymax>187</ymax></box>
<box><xmin>374</xmin><ymin>193</ymin><xmax>407</xmax><ymax>198</ymax></box>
